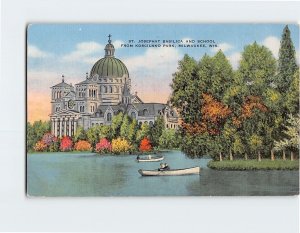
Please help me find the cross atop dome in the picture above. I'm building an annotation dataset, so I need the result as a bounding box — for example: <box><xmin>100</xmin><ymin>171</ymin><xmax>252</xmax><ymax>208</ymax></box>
<box><xmin>105</xmin><ymin>34</ymin><xmax>115</xmax><ymax>57</ymax></box>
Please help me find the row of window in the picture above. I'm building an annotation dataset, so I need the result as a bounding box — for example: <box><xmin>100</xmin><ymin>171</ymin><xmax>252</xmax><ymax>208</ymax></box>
<box><xmin>91</xmin><ymin>77</ymin><xmax>124</xmax><ymax>83</ymax></box>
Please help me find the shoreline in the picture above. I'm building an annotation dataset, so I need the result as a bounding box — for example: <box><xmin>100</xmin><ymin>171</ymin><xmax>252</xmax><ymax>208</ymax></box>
<box><xmin>208</xmin><ymin>159</ymin><xmax>299</xmax><ymax>171</ymax></box>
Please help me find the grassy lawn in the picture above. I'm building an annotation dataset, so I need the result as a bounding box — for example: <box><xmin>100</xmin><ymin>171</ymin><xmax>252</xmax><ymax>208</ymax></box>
<box><xmin>207</xmin><ymin>159</ymin><xmax>299</xmax><ymax>170</ymax></box>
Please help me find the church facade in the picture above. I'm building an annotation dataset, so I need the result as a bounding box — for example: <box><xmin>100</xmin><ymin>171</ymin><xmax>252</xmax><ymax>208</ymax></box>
<box><xmin>50</xmin><ymin>36</ymin><xmax>179</xmax><ymax>137</ymax></box>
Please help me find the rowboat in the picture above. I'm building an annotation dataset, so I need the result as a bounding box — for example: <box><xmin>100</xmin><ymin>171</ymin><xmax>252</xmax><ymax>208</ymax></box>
<box><xmin>136</xmin><ymin>155</ymin><xmax>164</xmax><ymax>162</ymax></box>
<box><xmin>138</xmin><ymin>166</ymin><xmax>200</xmax><ymax>176</ymax></box>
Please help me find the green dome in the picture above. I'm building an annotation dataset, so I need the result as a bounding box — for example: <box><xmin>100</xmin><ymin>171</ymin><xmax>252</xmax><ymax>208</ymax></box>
<box><xmin>90</xmin><ymin>57</ymin><xmax>129</xmax><ymax>77</ymax></box>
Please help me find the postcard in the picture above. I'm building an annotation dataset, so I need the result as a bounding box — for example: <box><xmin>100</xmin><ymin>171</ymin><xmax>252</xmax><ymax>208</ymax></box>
<box><xmin>26</xmin><ymin>24</ymin><xmax>299</xmax><ymax>196</ymax></box>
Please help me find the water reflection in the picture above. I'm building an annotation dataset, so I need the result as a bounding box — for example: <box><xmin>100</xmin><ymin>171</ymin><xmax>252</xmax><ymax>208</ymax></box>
<box><xmin>187</xmin><ymin>168</ymin><xmax>299</xmax><ymax>196</ymax></box>
<box><xmin>27</xmin><ymin>151</ymin><xmax>299</xmax><ymax>196</ymax></box>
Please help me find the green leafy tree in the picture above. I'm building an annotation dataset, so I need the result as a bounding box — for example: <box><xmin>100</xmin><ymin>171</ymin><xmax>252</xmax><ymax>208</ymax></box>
<box><xmin>237</xmin><ymin>42</ymin><xmax>276</xmax><ymax>96</ymax></box>
<box><xmin>159</xmin><ymin>129</ymin><xmax>180</xmax><ymax>149</ymax></box>
<box><xmin>285</xmin><ymin>70</ymin><xmax>299</xmax><ymax>115</ymax></box>
<box><xmin>27</xmin><ymin>120</ymin><xmax>51</xmax><ymax>152</ymax></box>
<box><xmin>274</xmin><ymin>114</ymin><xmax>299</xmax><ymax>161</ymax></box>
<box><xmin>249</xmin><ymin>134</ymin><xmax>263</xmax><ymax>161</ymax></box>
<box><xmin>99</xmin><ymin>125</ymin><xmax>112</xmax><ymax>140</ymax></box>
<box><xmin>150</xmin><ymin>116</ymin><xmax>165</xmax><ymax>147</ymax></box>
<box><xmin>277</xmin><ymin>25</ymin><xmax>298</xmax><ymax>93</ymax></box>
<box><xmin>120</xmin><ymin>115</ymin><xmax>131</xmax><ymax>139</ymax></box>
<box><xmin>127</xmin><ymin>119</ymin><xmax>138</xmax><ymax>144</ymax></box>
<box><xmin>86</xmin><ymin>127</ymin><xmax>99</xmax><ymax>147</ymax></box>
<box><xmin>136</xmin><ymin>123</ymin><xmax>150</xmax><ymax>142</ymax></box>
<box><xmin>170</xmin><ymin>54</ymin><xmax>199</xmax><ymax>123</ymax></box>
<box><xmin>111</xmin><ymin>112</ymin><xmax>124</xmax><ymax>138</ymax></box>
<box><xmin>74</xmin><ymin>126</ymin><xmax>87</xmax><ymax>142</ymax></box>
<box><xmin>208</xmin><ymin>50</ymin><xmax>234</xmax><ymax>101</ymax></box>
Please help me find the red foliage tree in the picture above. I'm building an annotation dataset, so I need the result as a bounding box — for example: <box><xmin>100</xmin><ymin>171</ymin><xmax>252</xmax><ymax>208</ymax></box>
<box><xmin>139</xmin><ymin>137</ymin><xmax>152</xmax><ymax>152</ymax></box>
<box><xmin>60</xmin><ymin>136</ymin><xmax>73</xmax><ymax>151</ymax></box>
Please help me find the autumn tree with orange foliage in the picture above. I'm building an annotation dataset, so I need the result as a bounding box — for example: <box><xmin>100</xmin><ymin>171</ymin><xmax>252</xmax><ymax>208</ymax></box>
<box><xmin>139</xmin><ymin>137</ymin><xmax>152</xmax><ymax>152</ymax></box>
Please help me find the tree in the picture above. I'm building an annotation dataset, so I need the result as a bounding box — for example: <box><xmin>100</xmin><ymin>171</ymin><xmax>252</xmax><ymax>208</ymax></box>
<box><xmin>249</xmin><ymin>134</ymin><xmax>263</xmax><ymax>161</ymax></box>
<box><xmin>136</xmin><ymin>123</ymin><xmax>150</xmax><ymax>142</ymax></box>
<box><xmin>208</xmin><ymin>50</ymin><xmax>234</xmax><ymax>101</ymax></box>
<box><xmin>27</xmin><ymin>120</ymin><xmax>51</xmax><ymax>152</ymax></box>
<box><xmin>274</xmin><ymin>114</ymin><xmax>299</xmax><ymax>161</ymax></box>
<box><xmin>237</xmin><ymin>42</ymin><xmax>276</xmax><ymax>96</ymax></box>
<box><xmin>139</xmin><ymin>137</ymin><xmax>152</xmax><ymax>152</ymax></box>
<box><xmin>111</xmin><ymin>112</ymin><xmax>124</xmax><ymax>138</ymax></box>
<box><xmin>159</xmin><ymin>129</ymin><xmax>180</xmax><ymax>150</ymax></box>
<box><xmin>99</xmin><ymin>125</ymin><xmax>112</xmax><ymax>140</ymax></box>
<box><xmin>170</xmin><ymin>54</ymin><xmax>199</xmax><ymax>123</ymax></box>
<box><xmin>74</xmin><ymin>126</ymin><xmax>87</xmax><ymax>142</ymax></box>
<box><xmin>120</xmin><ymin>115</ymin><xmax>131</xmax><ymax>139</ymax></box>
<box><xmin>150</xmin><ymin>116</ymin><xmax>165</xmax><ymax>147</ymax></box>
<box><xmin>285</xmin><ymin>70</ymin><xmax>299</xmax><ymax>115</ymax></box>
<box><xmin>86</xmin><ymin>127</ymin><xmax>99</xmax><ymax>147</ymax></box>
<box><xmin>277</xmin><ymin>25</ymin><xmax>298</xmax><ymax>93</ymax></box>
<box><xmin>127</xmin><ymin>119</ymin><xmax>138</xmax><ymax>144</ymax></box>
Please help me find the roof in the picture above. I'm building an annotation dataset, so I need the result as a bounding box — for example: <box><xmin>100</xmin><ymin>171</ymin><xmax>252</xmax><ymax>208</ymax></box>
<box><xmin>90</xmin><ymin>57</ymin><xmax>129</xmax><ymax>78</ymax></box>
<box><xmin>51</xmin><ymin>81</ymin><xmax>72</xmax><ymax>88</ymax></box>
<box><xmin>130</xmin><ymin>103</ymin><xmax>167</xmax><ymax>116</ymax></box>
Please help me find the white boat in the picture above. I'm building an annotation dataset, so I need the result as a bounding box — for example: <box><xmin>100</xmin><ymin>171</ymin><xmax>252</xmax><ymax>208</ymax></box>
<box><xmin>136</xmin><ymin>155</ymin><xmax>164</xmax><ymax>162</ymax></box>
<box><xmin>138</xmin><ymin>166</ymin><xmax>200</xmax><ymax>176</ymax></box>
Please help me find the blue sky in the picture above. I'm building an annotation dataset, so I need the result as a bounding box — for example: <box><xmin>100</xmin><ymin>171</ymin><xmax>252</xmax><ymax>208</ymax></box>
<box><xmin>27</xmin><ymin>24</ymin><xmax>299</xmax><ymax>122</ymax></box>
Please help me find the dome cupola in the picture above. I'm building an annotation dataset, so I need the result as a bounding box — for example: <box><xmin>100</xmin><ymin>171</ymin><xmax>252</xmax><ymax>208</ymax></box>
<box><xmin>90</xmin><ymin>34</ymin><xmax>129</xmax><ymax>78</ymax></box>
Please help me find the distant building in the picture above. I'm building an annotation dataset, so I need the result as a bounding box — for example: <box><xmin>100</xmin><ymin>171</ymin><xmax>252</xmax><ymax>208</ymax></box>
<box><xmin>50</xmin><ymin>35</ymin><xmax>179</xmax><ymax>137</ymax></box>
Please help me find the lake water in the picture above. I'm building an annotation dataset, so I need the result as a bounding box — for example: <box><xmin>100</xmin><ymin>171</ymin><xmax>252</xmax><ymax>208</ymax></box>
<box><xmin>27</xmin><ymin>151</ymin><xmax>299</xmax><ymax>196</ymax></box>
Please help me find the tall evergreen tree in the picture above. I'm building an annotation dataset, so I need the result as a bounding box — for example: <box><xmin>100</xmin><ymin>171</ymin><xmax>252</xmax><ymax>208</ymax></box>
<box><xmin>277</xmin><ymin>25</ymin><xmax>298</xmax><ymax>93</ymax></box>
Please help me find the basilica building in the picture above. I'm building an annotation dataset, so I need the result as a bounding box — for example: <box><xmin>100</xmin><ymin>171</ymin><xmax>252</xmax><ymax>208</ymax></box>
<box><xmin>50</xmin><ymin>36</ymin><xmax>179</xmax><ymax>137</ymax></box>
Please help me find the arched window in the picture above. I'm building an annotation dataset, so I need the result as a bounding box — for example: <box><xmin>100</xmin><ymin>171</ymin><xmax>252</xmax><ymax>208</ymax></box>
<box><xmin>107</xmin><ymin>112</ymin><xmax>112</xmax><ymax>122</ymax></box>
<box><xmin>149</xmin><ymin>121</ymin><xmax>154</xmax><ymax>127</ymax></box>
<box><xmin>130</xmin><ymin>111</ymin><xmax>136</xmax><ymax>119</ymax></box>
<box><xmin>144</xmin><ymin>121</ymin><xmax>148</xmax><ymax>124</ymax></box>
<box><xmin>104</xmin><ymin>86</ymin><xmax>107</xmax><ymax>93</ymax></box>
<box><xmin>109</xmin><ymin>86</ymin><xmax>112</xmax><ymax>93</ymax></box>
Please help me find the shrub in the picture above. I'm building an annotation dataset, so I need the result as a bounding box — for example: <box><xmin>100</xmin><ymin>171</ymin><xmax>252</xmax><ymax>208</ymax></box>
<box><xmin>139</xmin><ymin>137</ymin><xmax>152</xmax><ymax>152</ymax></box>
<box><xmin>41</xmin><ymin>132</ymin><xmax>57</xmax><ymax>146</ymax></box>
<box><xmin>34</xmin><ymin>140</ymin><xmax>48</xmax><ymax>152</ymax></box>
<box><xmin>74</xmin><ymin>140</ymin><xmax>92</xmax><ymax>151</ymax></box>
<box><xmin>49</xmin><ymin>141</ymin><xmax>60</xmax><ymax>152</ymax></box>
<box><xmin>60</xmin><ymin>136</ymin><xmax>73</xmax><ymax>151</ymax></box>
<box><xmin>95</xmin><ymin>138</ymin><xmax>112</xmax><ymax>154</ymax></box>
<box><xmin>111</xmin><ymin>137</ymin><xmax>131</xmax><ymax>154</ymax></box>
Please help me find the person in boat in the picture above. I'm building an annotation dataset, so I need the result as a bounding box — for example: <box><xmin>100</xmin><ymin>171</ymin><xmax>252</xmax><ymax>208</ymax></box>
<box><xmin>136</xmin><ymin>155</ymin><xmax>140</xmax><ymax>160</ymax></box>
<box><xmin>158</xmin><ymin>163</ymin><xmax>170</xmax><ymax>171</ymax></box>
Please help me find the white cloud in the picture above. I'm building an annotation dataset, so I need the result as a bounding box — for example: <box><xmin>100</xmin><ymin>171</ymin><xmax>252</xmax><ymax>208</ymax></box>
<box><xmin>113</xmin><ymin>40</ymin><xmax>125</xmax><ymax>49</ymax></box>
<box><xmin>61</xmin><ymin>41</ymin><xmax>104</xmax><ymax>64</ymax></box>
<box><xmin>28</xmin><ymin>45</ymin><xmax>52</xmax><ymax>58</ymax></box>
<box><xmin>228</xmin><ymin>52</ymin><xmax>242</xmax><ymax>70</ymax></box>
<box><xmin>211</xmin><ymin>42</ymin><xmax>233</xmax><ymax>53</ymax></box>
<box><xmin>262</xmin><ymin>36</ymin><xmax>280</xmax><ymax>58</ymax></box>
<box><xmin>123</xmin><ymin>47</ymin><xmax>182</xmax><ymax>103</ymax></box>
<box><xmin>124</xmin><ymin>47</ymin><xmax>181</xmax><ymax>72</ymax></box>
